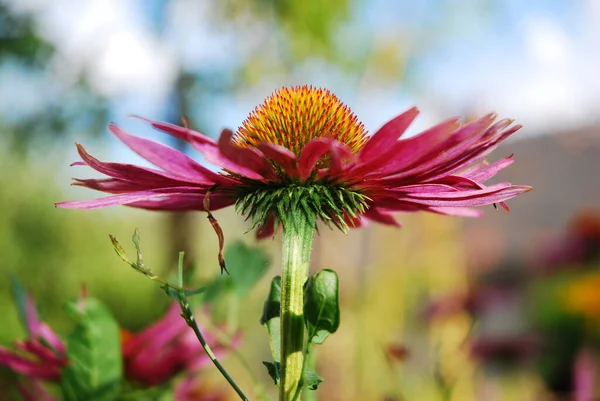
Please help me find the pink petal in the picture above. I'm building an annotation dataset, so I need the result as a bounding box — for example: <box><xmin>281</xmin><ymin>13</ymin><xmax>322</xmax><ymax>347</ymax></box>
<box><xmin>256</xmin><ymin>213</ymin><xmax>277</xmax><ymax>239</ymax></box>
<box><xmin>74</xmin><ymin>144</ymin><xmax>199</xmax><ymax>187</ymax></box>
<box><xmin>109</xmin><ymin>123</ymin><xmax>234</xmax><ymax>186</ymax></box>
<box><xmin>463</xmin><ymin>155</ymin><xmax>515</xmax><ymax>183</ymax></box>
<box><xmin>358</xmin><ymin>107</ymin><xmax>419</xmax><ymax>162</ymax></box>
<box><xmin>257</xmin><ymin>142</ymin><xmax>299</xmax><ymax>179</ymax></box>
<box><xmin>377</xmin><ymin>114</ymin><xmax>495</xmax><ymax>180</ymax></box>
<box><xmin>18</xmin><ymin>379</ymin><xmax>57</xmax><ymax>401</ymax></box>
<box><xmin>353</xmin><ymin>118</ymin><xmax>460</xmax><ymax>179</ymax></box>
<box><xmin>298</xmin><ymin>139</ymin><xmax>332</xmax><ymax>181</ymax></box>
<box><xmin>216</xmin><ymin>129</ymin><xmax>276</xmax><ymax>180</ymax></box>
<box><xmin>0</xmin><ymin>348</ymin><xmax>61</xmax><ymax>380</ymax></box>
<box><xmin>386</xmin><ymin>184</ymin><xmax>532</xmax><ymax>208</ymax></box>
<box><xmin>133</xmin><ymin>116</ymin><xmax>219</xmax><ymax>151</ymax></box>
<box><xmin>128</xmin><ymin>192</ymin><xmax>235</xmax><ymax>212</ymax></box>
<box><xmin>363</xmin><ymin>208</ymin><xmax>400</xmax><ymax>226</ymax></box>
<box><xmin>56</xmin><ymin>187</ymin><xmax>209</xmax><ymax>210</ymax></box>
<box><xmin>428</xmin><ymin>206</ymin><xmax>484</xmax><ymax>217</ymax></box>
<box><xmin>15</xmin><ymin>340</ymin><xmax>64</xmax><ymax>365</ymax></box>
<box><xmin>24</xmin><ymin>295</ymin><xmax>40</xmax><ymax>338</ymax></box>
<box><xmin>72</xmin><ymin>178</ymin><xmax>159</xmax><ymax>193</ymax></box>
<box><xmin>319</xmin><ymin>141</ymin><xmax>353</xmax><ymax>180</ymax></box>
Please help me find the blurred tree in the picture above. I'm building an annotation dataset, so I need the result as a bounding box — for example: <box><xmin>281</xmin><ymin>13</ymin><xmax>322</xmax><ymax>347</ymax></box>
<box><xmin>0</xmin><ymin>3</ymin><xmax>108</xmax><ymax>155</ymax></box>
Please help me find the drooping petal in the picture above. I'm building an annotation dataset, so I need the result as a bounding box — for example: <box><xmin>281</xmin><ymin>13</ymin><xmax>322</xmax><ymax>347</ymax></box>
<box><xmin>362</xmin><ymin>208</ymin><xmax>400</xmax><ymax>226</ymax></box>
<box><xmin>72</xmin><ymin>178</ymin><xmax>160</xmax><ymax>194</ymax></box>
<box><xmin>56</xmin><ymin>187</ymin><xmax>208</xmax><ymax>210</ymax></box>
<box><xmin>462</xmin><ymin>155</ymin><xmax>515</xmax><ymax>183</ymax></box>
<box><xmin>128</xmin><ymin>192</ymin><xmax>235</xmax><ymax>212</ymax></box>
<box><xmin>381</xmin><ymin>184</ymin><xmax>532</xmax><ymax>208</ymax></box>
<box><xmin>256</xmin><ymin>213</ymin><xmax>277</xmax><ymax>239</ymax></box>
<box><xmin>74</xmin><ymin>144</ymin><xmax>198</xmax><ymax>187</ymax></box>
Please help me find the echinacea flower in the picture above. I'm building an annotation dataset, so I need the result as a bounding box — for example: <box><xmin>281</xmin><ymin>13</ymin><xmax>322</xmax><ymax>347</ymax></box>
<box><xmin>121</xmin><ymin>303</ymin><xmax>236</xmax><ymax>387</ymax></box>
<box><xmin>57</xmin><ymin>85</ymin><xmax>531</xmax><ymax>400</ymax></box>
<box><xmin>0</xmin><ymin>291</ymin><xmax>66</xmax><ymax>401</ymax></box>
<box><xmin>56</xmin><ymin>85</ymin><xmax>531</xmax><ymax>236</ymax></box>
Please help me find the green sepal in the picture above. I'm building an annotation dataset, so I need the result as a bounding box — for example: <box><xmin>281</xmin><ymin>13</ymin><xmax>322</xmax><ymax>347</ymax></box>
<box><xmin>61</xmin><ymin>298</ymin><xmax>122</xmax><ymax>401</ymax></box>
<box><xmin>235</xmin><ymin>183</ymin><xmax>370</xmax><ymax>234</ymax></box>
<box><xmin>304</xmin><ymin>269</ymin><xmax>340</xmax><ymax>344</ymax></box>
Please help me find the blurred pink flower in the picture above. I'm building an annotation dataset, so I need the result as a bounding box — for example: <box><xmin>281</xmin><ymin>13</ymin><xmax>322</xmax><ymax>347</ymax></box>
<box><xmin>57</xmin><ymin>86</ymin><xmax>531</xmax><ymax>237</ymax></box>
<box><xmin>121</xmin><ymin>303</ymin><xmax>237</xmax><ymax>387</ymax></box>
<box><xmin>470</xmin><ymin>335</ymin><xmax>538</xmax><ymax>364</ymax></box>
<box><xmin>0</xmin><ymin>292</ymin><xmax>66</xmax><ymax>401</ymax></box>
<box><xmin>573</xmin><ymin>347</ymin><xmax>597</xmax><ymax>401</ymax></box>
<box><xmin>540</xmin><ymin>211</ymin><xmax>600</xmax><ymax>271</ymax></box>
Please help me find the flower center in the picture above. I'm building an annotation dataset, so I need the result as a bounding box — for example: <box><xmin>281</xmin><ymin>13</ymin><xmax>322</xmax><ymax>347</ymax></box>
<box><xmin>234</xmin><ymin>86</ymin><xmax>368</xmax><ymax>157</ymax></box>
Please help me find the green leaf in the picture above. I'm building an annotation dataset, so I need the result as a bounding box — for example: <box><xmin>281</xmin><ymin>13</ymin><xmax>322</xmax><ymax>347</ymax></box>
<box><xmin>61</xmin><ymin>298</ymin><xmax>122</xmax><ymax>401</ymax></box>
<box><xmin>304</xmin><ymin>269</ymin><xmax>340</xmax><ymax>344</ymax></box>
<box><xmin>225</xmin><ymin>241</ymin><xmax>270</xmax><ymax>298</ymax></box>
<box><xmin>302</xmin><ymin>367</ymin><xmax>324</xmax><ymax>390</ymax></box>
<box><xmin>262</xmin><ymin>361</ymin><xmax>280</xmax><ymax>386</ymax></box>
<box><xmin>260</xmin><ymin>276</ymin><xmax>281</xmax><ymax>363</ymax></box>
<box><xmin>201</xmin><ymin>242</ymin><xmax>271</xmax><ymax>302</ymax></box>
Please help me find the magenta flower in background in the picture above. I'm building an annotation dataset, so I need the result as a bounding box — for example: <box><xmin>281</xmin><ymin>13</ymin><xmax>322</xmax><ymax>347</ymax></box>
<box><xmin>56</xmin><ymin>86</ymin><xmax>531</xmax><ymax>236</ymax></box>
<box><xmin>0</xmin><ymin>292</ymin><xmax>66</xmax><ymax>401</ymax></box>
<box><xmin>121</xmin><ymin>302</ymin><xmax>236</xmax><ymax>387</ymax></box>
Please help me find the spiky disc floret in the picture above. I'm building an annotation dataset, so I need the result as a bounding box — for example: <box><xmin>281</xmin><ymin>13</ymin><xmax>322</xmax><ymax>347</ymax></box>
<box><xmin>234</xmin><ymin>86</ymin><xmax>368</xmax><ymax>156</ymax></box>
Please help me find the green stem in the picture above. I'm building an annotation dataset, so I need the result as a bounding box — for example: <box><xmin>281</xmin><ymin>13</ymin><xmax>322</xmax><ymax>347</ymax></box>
<box><xmin>177</xmin><ymin>294</ymin><xmax>249</xmax><ymax>401</ymax></box>
<box><xmin>280</xmin><ymin>212</ymin><xmax>316</xmax><ymax>401</ymax></box>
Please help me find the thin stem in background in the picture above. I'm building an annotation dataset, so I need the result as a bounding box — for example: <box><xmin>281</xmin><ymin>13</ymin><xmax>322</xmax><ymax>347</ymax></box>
<box><xmin>177</xmin><ymin>294</ymin><xmax>249</xmax><ymax>401</ymax></box>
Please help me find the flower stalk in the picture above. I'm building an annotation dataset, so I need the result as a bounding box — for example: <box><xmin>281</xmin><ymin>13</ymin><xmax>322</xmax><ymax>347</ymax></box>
<box><xmin>280</xmin><ymin>210</ymin><xmax>316</xmax><ymax>401</ymax></box>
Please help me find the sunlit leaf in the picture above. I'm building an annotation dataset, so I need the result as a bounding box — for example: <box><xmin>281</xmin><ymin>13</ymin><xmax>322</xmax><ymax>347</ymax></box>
<box><xmin>225</xmin><ymin>241</ymin><xmax>271</xmax><ymax>298</ymax></box>
<box><xmin>302</xmin><ymin>367</ymin><xmax>324</xmax><ymax>390</ymax></box>
<box><xmin>303</xmin><ymin>269</ymin><xmax>340</xmax><ymax>344</ymax></box>
<box><xmin>61</xmin><ymin>298</ymin><xmax>122</xmax><ymax>401</ymax></box>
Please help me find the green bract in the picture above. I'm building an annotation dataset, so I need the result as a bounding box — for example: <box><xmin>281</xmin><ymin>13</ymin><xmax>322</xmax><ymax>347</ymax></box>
<box><xmin>235</xmin><ymin>182</ymin><xmax>370</xmax><ymax>233</ymax></box>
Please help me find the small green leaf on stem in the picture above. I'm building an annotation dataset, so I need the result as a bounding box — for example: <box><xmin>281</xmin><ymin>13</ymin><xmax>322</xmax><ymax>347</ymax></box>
<box><xmin>108</xmin><ymin>234</ymin><xmax>130</xmax><ymax>265</ymax></box>
<box><xmin>260</xmin><ymin>276</ymin><xmax>281</xmax><ymax>363</ymax></box>
<box><xmin>304</xmin><ymin>269</ymin><xmax>340</xmax><ymax>345</ymax></box>
<box><xmin>302</xmin><ymin>367</ymin><xmax>324</xmax><ymax>390</ymax></box>
<box><xmin>132</xmin><ymin>228</ymin><xmax>144</xmax><ymax>267</ymax></box>
<box><xmin>262</xmin><ymin>361</ymin><xmax>281</xmax><ymax>385</ymax></box>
